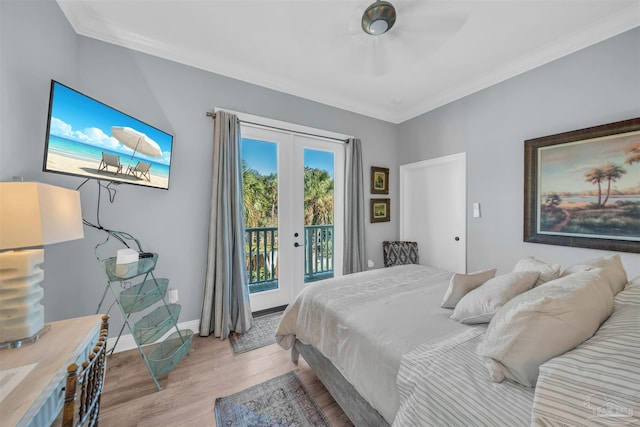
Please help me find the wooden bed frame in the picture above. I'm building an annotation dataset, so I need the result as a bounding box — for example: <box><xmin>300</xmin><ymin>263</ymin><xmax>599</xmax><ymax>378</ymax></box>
<box><xmin>292</xmin><ymin>339</ymin><xmax>390</xmax><ymax>427</ymax></box>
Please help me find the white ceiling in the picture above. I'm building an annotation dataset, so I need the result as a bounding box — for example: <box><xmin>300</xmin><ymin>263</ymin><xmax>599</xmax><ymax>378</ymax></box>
<box><xmin>56</xmin><ymin>0</ymin><xmax>640</xmax><ymax>124</ymax></box>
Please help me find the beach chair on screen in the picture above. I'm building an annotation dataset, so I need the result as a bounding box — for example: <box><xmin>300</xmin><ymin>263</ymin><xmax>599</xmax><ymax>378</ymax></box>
<box><xmin>98</xmin><ymin>152</ymin><xmax>122</xmax><ymax>175</ymax></box>
<box><xmin>127</xmin><ymin>161</ymin><xmax>151</xmax><ymax>181</ymax></box>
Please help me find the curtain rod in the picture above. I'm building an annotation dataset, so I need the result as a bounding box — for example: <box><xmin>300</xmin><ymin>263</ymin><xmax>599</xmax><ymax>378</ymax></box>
<box><xmin>206</xmin><ymin>111</ymin><xmax>349</xmax><ymax>143</ymax></box>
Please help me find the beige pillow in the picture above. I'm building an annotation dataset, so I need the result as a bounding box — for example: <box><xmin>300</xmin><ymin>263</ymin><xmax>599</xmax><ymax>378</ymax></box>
<box><xmin>561</xmin><ymin>253</ymin><xmax>628</xmax><ymax>295</ymax></box>
<box><xmin>512</xmin><ymin>256</ymin><xmax>561</xmax><ymax>287</ymax></box>
<box><xmin>440</xmin><ymin>269</ymin><xmax>497</xmax><ymax>309</ymax></box>
<box><xmin>480</xmin><ymin>268</ymin><xmax>614</xmax><ymax>387</ymax></box>
<box><xmin>450</xmin><ymin>271</ymin><xmax>539</xmax><ymax>324</ymax></box>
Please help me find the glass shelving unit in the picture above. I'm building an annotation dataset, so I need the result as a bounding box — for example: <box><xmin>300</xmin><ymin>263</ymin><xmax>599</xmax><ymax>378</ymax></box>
<box><xmin>95</xmin><ymin>231</ymin><xmax>192</xmax><ymax>390</ymax></box>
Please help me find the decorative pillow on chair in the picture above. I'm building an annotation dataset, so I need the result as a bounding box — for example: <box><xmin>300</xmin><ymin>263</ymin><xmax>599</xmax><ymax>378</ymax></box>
<box><xmin>561</xmin><ymin>253</ymin><xmax>628</xmax><ymax>295</ymax></box>
<box><xmin>480</xmin><ymin>268</ymin><xmax>614</xmax><ymax>387</ymax></box>
<box><xmin>450</xmin><ymin>271</ymin><xmax>539</xmax><ymax>324</ymax></box>
<box><xmin>440</xmin><ymin>269</ymin><xmax>497</xmax><ymax>309</ymax></box>
<box><xmin>383</xmin><ymin>241</ymin><xmax>419</xmax><ymax>267</ymax></box>
<box><xmin>512</xmin><ymin>256</ymin><xmax>561</xmax><ymax>287</ymax></box>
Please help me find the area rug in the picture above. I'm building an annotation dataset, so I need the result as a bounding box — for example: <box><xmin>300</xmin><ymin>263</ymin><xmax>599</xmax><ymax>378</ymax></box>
<box><xmin>215</xmin><ymin>371</ymin><xmax>330</xmax><ymax>427</ymax></box>
<box><xmin>229</xmin><ymin>310</ymin><xmax>284</xmax><ymax>354</ymax></box>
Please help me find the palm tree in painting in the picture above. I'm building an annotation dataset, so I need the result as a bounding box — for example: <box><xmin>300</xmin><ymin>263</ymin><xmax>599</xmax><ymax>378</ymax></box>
<box><xmin>545</xmin><ymin>193</ymin><xmax>562</xmax><ymax>208</ymax></box>
<box><xmin>584</xmin><ymin>167</ymin><xmax>606</xmax><ymax>207</ymax></box>
<box><xmin>625</xmin><ymin>142</ymin><xmax>640</xmax><ymax>165</ymax></box>
<box><xmin>601</xmin><ymin>163</ymin><xmax>626</xmax><ymax>207</ymax></box>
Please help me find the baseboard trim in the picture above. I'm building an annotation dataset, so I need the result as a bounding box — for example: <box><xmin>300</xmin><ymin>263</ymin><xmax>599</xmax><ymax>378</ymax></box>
<box><xmin>107</xmin><ymin>319</ymin><xmax>200</xmax><ymax>354</ymax></box>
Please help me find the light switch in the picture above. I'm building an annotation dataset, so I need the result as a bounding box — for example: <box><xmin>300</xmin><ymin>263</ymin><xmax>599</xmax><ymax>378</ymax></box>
<box><xmin>473</xmin><ymin>202</ymin><xmax>481</xmax><ymax>218</ymax></box>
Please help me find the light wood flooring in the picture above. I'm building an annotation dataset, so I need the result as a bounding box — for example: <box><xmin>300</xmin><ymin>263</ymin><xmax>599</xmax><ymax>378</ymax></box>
<box><xmin>100</xmin><ymin>335</ymin><xmax>354</xmax><ymax>427</ymax></box>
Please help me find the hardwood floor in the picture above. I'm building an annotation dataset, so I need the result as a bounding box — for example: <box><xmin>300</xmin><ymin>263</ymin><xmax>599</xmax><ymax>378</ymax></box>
<box><xmin>100</xmin><ymin>335</ymin><xmax>354</xmax><ymax>427</ymax></box>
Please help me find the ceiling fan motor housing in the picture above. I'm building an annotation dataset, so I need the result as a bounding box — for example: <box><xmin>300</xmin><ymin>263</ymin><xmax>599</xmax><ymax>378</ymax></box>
<box><xmin>362</xmin><ymin>1</ymin><xmax>397</xmax><ymax>35</ymax></box>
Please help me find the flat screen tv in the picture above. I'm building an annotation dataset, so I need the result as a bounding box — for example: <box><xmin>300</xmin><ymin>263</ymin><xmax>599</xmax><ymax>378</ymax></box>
<box><xmin>43</xmin><ymin>80</ymin><xmax>173</xmax><ymax>190</ymax></box>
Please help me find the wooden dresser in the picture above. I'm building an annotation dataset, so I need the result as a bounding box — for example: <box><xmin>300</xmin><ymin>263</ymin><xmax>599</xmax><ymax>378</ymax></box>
<box><xmin>0</xmin><ymin>315</ymin><xmax>103</xmax><ymax>427</ymax></box>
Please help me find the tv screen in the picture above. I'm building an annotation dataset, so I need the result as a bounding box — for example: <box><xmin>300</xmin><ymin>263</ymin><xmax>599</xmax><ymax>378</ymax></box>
<box><xmin>43</xmin><ymin>80</ymin><xmax>173</xmax><ymax>190</ymax></box>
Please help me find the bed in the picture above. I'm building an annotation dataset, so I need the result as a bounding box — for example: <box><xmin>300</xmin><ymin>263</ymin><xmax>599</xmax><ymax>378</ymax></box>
<box><xmin>276</xmin><ymin>256</ymin><xmax>640</xmax><ymax>426</ymax></box>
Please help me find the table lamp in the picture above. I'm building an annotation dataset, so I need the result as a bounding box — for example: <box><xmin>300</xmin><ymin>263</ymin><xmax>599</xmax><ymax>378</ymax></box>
<box><xmin>0</xmin><ymin>182</ymin><xmax>84</xmax><ymax>346</ymax></box>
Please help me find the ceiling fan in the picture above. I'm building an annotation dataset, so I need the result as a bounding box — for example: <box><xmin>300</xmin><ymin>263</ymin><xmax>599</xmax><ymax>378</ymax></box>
<box><xmin>343</xmin><ymin>0</ymin><xmax>469</xmax><ymax>76</ymax></box>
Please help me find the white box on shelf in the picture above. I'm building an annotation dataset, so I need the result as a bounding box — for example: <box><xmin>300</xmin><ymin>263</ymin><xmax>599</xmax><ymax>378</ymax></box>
<box><xmin>116</xmin><ymin>248</ymin><xmax>139</xmax><ymax>265</ymax></box>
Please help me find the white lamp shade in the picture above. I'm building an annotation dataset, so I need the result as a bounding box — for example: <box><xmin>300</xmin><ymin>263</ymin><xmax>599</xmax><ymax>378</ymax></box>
<box><xmin>0</xmin><ymin>182</ymin><xmax>84</xmax><ymax>250</ymax></box>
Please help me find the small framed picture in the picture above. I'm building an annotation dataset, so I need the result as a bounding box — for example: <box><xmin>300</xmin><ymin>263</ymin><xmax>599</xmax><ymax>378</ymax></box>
<box><xmin>370</xmin><ymin>198</ymin><xmax>390</xmax><ymax>223</ymax></box>
<box><xmin>371</xmin><ymin>166</ymin><xmax>389</xmax><ymax>194</ymax></box>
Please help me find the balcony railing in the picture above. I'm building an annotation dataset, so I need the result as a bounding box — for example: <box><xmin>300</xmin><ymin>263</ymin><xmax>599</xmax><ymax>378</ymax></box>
<box><xmin>245</xmin><ymin>224</ymin><xmax>334</xmax><ymax>294</ymax></box>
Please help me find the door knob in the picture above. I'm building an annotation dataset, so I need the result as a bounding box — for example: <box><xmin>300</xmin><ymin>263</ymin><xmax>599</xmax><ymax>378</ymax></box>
<box><xmin>454</xmin><ymin>237</ymin><xmax>460</xmax><ymax>241</ymax></box>
<box><xmin>294</xmin><ymin>242</ymin><xmax>301</xmax><ymax>247</ymax></box>
<box><xmin>294</xmin><ymin>232</ymin><xmax>299</xmax><ymax>237</ymax></box>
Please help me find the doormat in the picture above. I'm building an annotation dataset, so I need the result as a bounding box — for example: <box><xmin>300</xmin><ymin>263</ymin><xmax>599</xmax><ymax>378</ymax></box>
<box><xmin>229</xmin><ymin>309</ymin><xmax>284</xmax><ymax>354</ymax></box>
<box><xmin>214</xmin><ymin>371</ymin><xmax>330</xmax><ymax>427</ymax></box>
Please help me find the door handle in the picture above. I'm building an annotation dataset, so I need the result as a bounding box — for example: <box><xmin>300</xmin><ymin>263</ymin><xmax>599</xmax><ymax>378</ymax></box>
<box><xmin>294</xmin><ymin>242</ymin><xmax>301</xmax><ymax>247</ymax></box>
<box><xmin>454</xmin><ymin>236</ymin><xmax>460</xmax><ymax>241</ymax></box>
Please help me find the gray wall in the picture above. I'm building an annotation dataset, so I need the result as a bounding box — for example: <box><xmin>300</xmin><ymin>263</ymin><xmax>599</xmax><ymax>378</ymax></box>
<box><xmin>398</xmin><ymin>27</ymin><xmax>640</xmax><ymax>279</ymax></box>
<box><xmin>2</xmin><ymin>1</ymin><xmax>638</xmax><ymax>338</ymax></box>
<box><xmin>0</xmin><ymin>0</ymin><xmax>398</xmax><ymax>336</ymax></box>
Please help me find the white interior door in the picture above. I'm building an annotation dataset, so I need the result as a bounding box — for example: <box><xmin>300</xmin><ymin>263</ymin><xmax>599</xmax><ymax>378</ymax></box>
<box><xmin>400</xmin><ymin>153</ymin><xmax>467</xmax><ymax>273</ymax></box>
<box><xmin>241</xmin><ymin>125</ymin><xmax>344</xmax><ymax>312</ymax></box>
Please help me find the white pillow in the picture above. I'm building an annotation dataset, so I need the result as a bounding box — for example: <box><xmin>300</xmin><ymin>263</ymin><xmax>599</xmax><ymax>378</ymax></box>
<box><xmin>450</xmin><ymin>271</ymin><xmax>539</xmax><ymax>324</ymax></box>
<box><xmin>562</xmin><ymin>254</ymin><xmax>628</xmax><ymax>295</ymax></box>
<box><xmin>512</xmin><ymin>256</ymin><xmax>561</xmax><ymax>287</ymax></box>
<box><xmin>440</xmin><ymin>269</ymin><xmax>497</xmax><ymax>309</ymax></box>
<box><xmin>480</xmin><ymin>269</ymin><xmax>614</xmax><ymax>387</ymax></box>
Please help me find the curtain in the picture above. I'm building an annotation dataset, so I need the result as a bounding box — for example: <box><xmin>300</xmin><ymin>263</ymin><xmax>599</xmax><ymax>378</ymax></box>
<box><xmin>200</xmin><ymin>111</ymin><xmax>252</xmax><ymax>339</ymax></box>
<box><xmin>343</xmin><ymin>138</ymin><xmax>366</xmax><ymax>274</ymax></box>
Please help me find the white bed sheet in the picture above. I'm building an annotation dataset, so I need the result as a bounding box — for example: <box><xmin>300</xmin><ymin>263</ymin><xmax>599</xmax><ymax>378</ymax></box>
<box><xmin>276</xmin><ymin>264</ymin><xmax>466</xmax><ymax>424</ymax></box>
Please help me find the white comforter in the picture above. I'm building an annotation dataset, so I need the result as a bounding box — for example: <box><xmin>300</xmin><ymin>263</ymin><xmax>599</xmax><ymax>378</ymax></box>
<box><xmin>276</xmin><ymin>264</ymin><xmax>466</xmax><ymax>424</ymax></box>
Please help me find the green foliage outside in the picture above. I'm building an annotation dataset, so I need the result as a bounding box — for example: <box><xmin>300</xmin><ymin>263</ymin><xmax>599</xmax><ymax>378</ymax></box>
<box><xmin>242</xmin><ymin>161</ymin><xmax>334</xmax><ymax>228</ymax></box>
<box><xmin>243</xmin><ymin>162</ymin><xmax>335</xmax><ymax>285</ymax></box>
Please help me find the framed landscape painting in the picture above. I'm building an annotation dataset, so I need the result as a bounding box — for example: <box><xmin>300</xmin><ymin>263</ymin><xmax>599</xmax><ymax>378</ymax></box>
<box><xmin>370</xmin><ymin>198</ymin><xmax>390</xmax><ymax>223</ymax></box>
<box><xmin>524</xmin><ymin>117</ymin><xmax>640</xmax><ymax>253</ymax></box>
<box><xmin>371</xmin><ymin>166</ymin><xmax>389</xmax><ymax>194</ymax></box>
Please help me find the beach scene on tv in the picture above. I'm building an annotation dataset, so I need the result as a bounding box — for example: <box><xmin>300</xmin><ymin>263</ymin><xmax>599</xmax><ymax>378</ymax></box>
<box><xmin>538</xmin><ymin>131</ymin><xmax>640</xmax><ymax>240</ymax></box>
<box><xmin>44</xmin><ymin>82</ymin><xmax>173</xmax><ymax>190</ymax></box>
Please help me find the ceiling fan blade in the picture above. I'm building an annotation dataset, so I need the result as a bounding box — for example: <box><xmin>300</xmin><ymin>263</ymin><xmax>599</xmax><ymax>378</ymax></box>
<box><xmin>365</xmin><ymin>36</ymin><xmax>389</xmax><ymax>77</ymax></box>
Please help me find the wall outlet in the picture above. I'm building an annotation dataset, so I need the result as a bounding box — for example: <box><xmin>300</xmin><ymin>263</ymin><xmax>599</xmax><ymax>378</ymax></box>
<box><xmin>168</xmin><ymin>288</ymin><xmax>179</xmax><ymax>304</ymax></box>
<box><xmin>367</xmin><ymin>259</ymin><xmax>374</xmax><ymax>268</ymax></box>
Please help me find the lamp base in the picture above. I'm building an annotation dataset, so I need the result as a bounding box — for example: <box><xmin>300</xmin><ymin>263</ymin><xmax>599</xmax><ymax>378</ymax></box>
<box><xmin>0</xmin><ymin>324</ymin><xmax>50</xmax><ymax>350</ymax></box>
<box><xmin>0</xmin><ymin>249</ymin><xmax>45</xmax><ymax>344</ymax></box>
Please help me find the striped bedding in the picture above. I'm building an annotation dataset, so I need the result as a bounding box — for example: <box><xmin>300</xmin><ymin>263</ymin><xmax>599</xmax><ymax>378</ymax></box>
<box><xmin>393</xmin><ymin>279</ymin><xmax>639</xmax><ymax>427</ymax></box>
<box><xmin>531</xmin><ymin>283</ymin><xmax>640</xmax><ymax>427</ymax></box>
<box><xmin>393</xmin><ymin>326</ymin><xmax>535</xmax><ymax>426</ymax></box>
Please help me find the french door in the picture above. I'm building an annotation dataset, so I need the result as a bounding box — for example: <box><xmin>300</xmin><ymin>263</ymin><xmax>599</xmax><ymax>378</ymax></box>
<box><xmin>241</xmin><ymin>124</ymin><xmax>344</xmax><ymax>312</ymax></box>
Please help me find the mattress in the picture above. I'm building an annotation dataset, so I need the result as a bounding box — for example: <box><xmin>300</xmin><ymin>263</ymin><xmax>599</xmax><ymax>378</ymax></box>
<box><xmin>276</xmin><ymin>264</ymin><xmax>469</xmax><ymax>423</ymax></box>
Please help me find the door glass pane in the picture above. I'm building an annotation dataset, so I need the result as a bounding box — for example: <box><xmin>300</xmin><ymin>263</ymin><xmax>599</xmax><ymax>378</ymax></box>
<box><xmin>303</xmin><ymin>148</ymin><xmax>335</xmax><ymax>283</ymax></box>
<box><xmin>241</xmin><ymin>138</ymin><xmax>278</xmax><ymax>294</ymax></box>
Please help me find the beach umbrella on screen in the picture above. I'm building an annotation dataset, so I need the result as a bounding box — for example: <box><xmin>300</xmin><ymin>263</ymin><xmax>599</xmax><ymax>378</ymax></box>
<box><xmin>111</xmin><ymin>126</ymin><xmax>162</xmax><ymax>166</ymax></box>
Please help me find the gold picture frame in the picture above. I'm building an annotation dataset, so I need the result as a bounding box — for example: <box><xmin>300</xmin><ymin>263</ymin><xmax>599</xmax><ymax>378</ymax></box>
<box><xmin>370</xmin><ymin>198</ymin><xmax>390</xmax><ymax>223</ymax></box>
<box><xmin>371</xmin><ymin>166</ymin><xmax>389</xmax><ymax>194</ymax></box>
